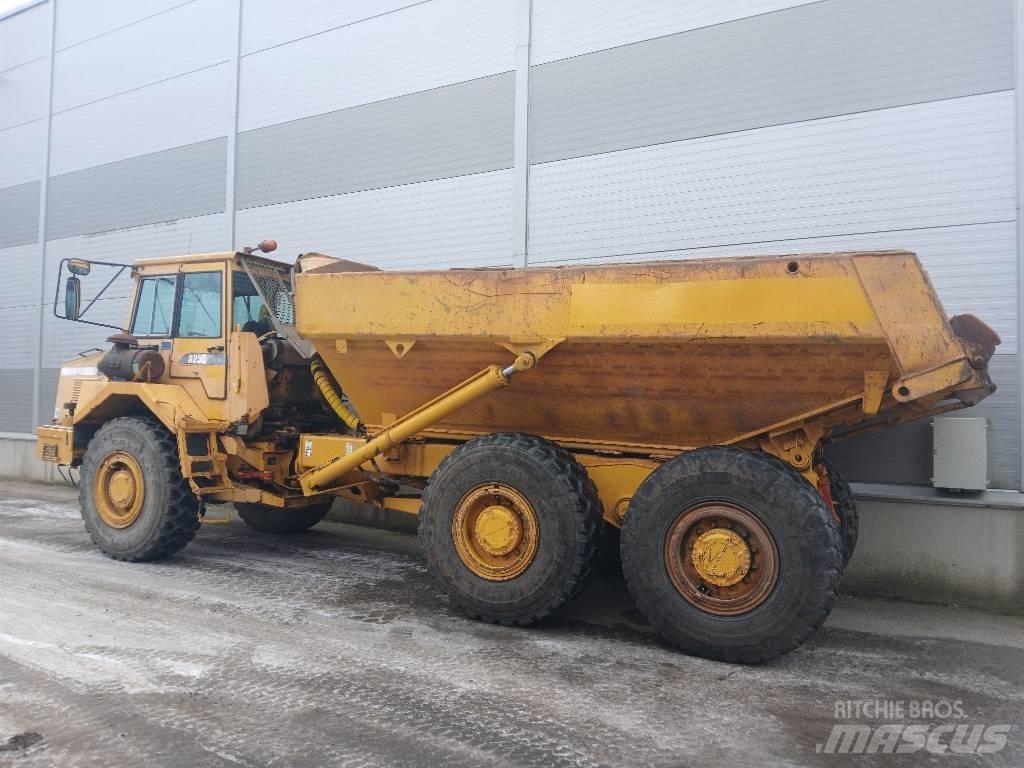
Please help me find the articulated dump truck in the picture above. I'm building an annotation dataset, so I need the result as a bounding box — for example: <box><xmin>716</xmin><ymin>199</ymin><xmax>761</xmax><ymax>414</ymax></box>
<box><xmin>37</xmin><ymin>245</ymin><xmax>999</xmax><ymax>662</ymax></box>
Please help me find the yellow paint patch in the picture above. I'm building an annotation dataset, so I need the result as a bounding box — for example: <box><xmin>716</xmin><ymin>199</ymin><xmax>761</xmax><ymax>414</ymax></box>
<box><xmin>569</xmin><ymin>277</ymin><xmax>876</xmax><ymax>329</ymax></box>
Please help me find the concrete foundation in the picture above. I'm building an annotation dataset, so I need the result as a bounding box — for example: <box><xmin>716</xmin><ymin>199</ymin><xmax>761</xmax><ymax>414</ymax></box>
<box><xmin>2</xmin><ymin>434</ymin><xmax>1020</xmax><ymax>614</ymax></box>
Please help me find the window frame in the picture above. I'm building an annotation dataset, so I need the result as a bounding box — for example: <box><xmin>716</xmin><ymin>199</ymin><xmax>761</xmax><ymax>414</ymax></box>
<box><xmin>129</xmin><ymin>273</ymin><xmax>178</xmax><ymax>339</ymax></box>
<box><xmin>173</xmin><ymin>270</ymin><xmax>224</xmax><ymax>340</ymax></box>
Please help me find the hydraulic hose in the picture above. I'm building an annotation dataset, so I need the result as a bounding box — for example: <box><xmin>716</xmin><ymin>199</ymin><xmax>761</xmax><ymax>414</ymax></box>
<box><xmin>310</xmin><ymin>357</ymin><xmax>362</xmax><ymax>432</ymax></box>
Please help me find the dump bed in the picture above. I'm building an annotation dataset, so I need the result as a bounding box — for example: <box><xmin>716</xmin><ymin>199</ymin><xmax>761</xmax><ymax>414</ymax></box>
<box><xmin>292</xmin><ymin>251</ymin><xmax>997</xmax><ymax>454</ymax></box>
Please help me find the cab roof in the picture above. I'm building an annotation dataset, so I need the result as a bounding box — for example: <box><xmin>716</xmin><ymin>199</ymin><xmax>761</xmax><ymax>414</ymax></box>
<box><xmin>132</xmin><ymin>251</ymin><xmax>291</xmax><ymax>270</ymax></box>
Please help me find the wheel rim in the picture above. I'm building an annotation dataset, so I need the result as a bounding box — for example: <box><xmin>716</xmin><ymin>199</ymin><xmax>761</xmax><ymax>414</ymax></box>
<box><xmin>664</xmin><ymin>501</ymin><xmax>779</xmax><ymax>615</ymax></box>
<box><xmin>94</xmin><ymin>451</ymin><xmax>145</xmax><ymax>529</ymax></box>
<box><xmin>452</xmin><ymin>483</ymin><xmax>539</xmax><ymax>581</ymax></box>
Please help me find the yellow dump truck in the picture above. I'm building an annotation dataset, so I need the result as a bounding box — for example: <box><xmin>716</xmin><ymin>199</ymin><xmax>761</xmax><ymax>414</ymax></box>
<box><xmin>37</xmin><ymin>244</ymin><xmax>998</xmax><ymax>662</ymax></box>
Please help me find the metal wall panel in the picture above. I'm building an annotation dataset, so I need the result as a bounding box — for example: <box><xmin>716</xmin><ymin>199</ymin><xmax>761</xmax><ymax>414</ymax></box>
<box><xmin>236</xmin><ymin>73</ymin><xmax>513</xmax><ymax>210</ymax></box>
<box><xmin>0</xmin><ymin>243</ymin><xmax>44</xmax><ymax>366</ymax></box>
<box><xmin>237</xmin><ymin>0</ymin><xmax>514</xmax><ymax>131</ymax></box>
<box><xmin>531</xmin><ymin>0</ymin><xmax>818</xmax><ymax>65</ymax></box>
<box><xmin>240</xmin><ymin>0</ymin><xmax>420</xmax><ymax>55</ymax></box>
<box><xmin>235</xmin><ymin>169</ymin><xmax>513</xmax><ymax>270</ymax></box>
<box><xmin>530</xmin><ymin>0</ymin><xmax>1013</xmax><ymax>163</ymax></box>
<box><xmin>47</xmin><ymin>138</ymin><xmax>227</xmax><ymax>240</ymax></box>
<box><xmin>0</xmin><ymin>58</ymin><xmax>48</xmax><ymax>131</ymax></box>
<box><xmin>55</xmin><ymin>0</ymin><xmax>188</xmax><ymax>50</ymax></box>
<box><xmin>52</xmin><ymin>0</ymin><xmax>233</xmax><ymax>113</ymax></box>
<box><xmin>0</xmin><ymin>369</ymin><xmax>35</xmax><ymax>433</ymax></box>
<box><xmin>0</xmin><ymin>121</ymin><xmax>46</xmax><ymax>188</ymax></box>
<box><xmin>0</xmin><ymin>1</ymin><xmax>48</xmax><ymax>71</ymax></box>
<box><xmin>0</xmin><ymin>182</ymin><xmax>41</xmax><ymax>249</ymax></box>
<box><xmin>528</xmin><ymin>92</ymin><xmax>1015</xmax><ymax>264</ymax></box>
<box><xmin>40</xmin><ymin>212</ymin><xmax>226</xmax><ymax>367</ymax></box>
<box><xmin>50</xmin><ymin>63</ymin><xmax>233</xmax><ymax>176</ymax></box>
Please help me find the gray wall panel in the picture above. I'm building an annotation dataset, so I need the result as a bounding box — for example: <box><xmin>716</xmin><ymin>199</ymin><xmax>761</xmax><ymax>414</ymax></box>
<box><xmin>236</xmin><ymin>72</ymin><xmax>513</xmax><ymax>210</ymax></box>
<box><xmin>0</xmin><ymin>369</ymin><xmax>35</xmax><ymax>433</ymax></box>
<box><xmin>530</xmin><ymin>0</ymin><xmax>1013</xmax><ymax>164</ymax></box>
<box><xmin>47</xmin><ymin>138</ymin><xmax>227</xmax><ymax>240</ymax></box>
<box><xmin>828</xmin><ymin>354</ymin><xmax>1020</xmax><ymax>490</ymax></box>
<box><xmin>37</xmin><ymin>367</ymin><xmax>59</xmax><ymax>427</ymax></box>
<box><xmin>0</xmin><ymin>181</ymin><xmax>40</xmax><ymax>248</ymax></box>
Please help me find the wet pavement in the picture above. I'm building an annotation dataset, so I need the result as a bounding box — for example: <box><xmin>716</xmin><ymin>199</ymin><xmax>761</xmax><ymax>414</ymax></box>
<box><xmin>0</xmin><ymin>480</ymin><xmax>1021</xmax><ymax>767</ymax></box>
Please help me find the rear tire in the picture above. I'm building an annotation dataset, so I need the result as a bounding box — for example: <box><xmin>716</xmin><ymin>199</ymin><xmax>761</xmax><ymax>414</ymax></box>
<box><xmin>621</xmin><ymin>447</ymin><xmax>842</xmax><ymax>663</ymax></box>
<box><xmin>821</xmin><ymin>458</ymin><xmax>859</xmax><ymax>566</ymax></box>
<box><xmin>79</xmin><ymin>417</ymin><xmax>200</xmax><ymax>562</ymax></box>
<box><xmin>236</xmin><ymin>501</ymin><xmax>331</xmax><ymax>534</ymax></box>
<box><xmin>418</xmin><ymin>433</ymin><xmax>603</xmax><ymax>625</ymax></box>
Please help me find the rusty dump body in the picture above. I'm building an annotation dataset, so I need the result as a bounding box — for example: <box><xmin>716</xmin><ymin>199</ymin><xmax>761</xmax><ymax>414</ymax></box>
<box><xmin>294</xmin><ymin>250</ymin><xmax>998</xmax><ymax>469</ymax></box>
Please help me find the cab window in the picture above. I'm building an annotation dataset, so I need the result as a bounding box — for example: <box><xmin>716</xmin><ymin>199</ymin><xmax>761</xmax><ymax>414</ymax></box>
<box><xmin>232</xmin><ymin>272</ymin><xmax>271</xmax><ymax>334</ymax></box>
<box><xmin>131</xmin><ymin>275</ymin><xmax>175</xmax><ymax>336</ymax></box>
<box><xmin>177</xmin><ymin>271</ymin><xmax>222</xmax><ymax>338</ymax></box>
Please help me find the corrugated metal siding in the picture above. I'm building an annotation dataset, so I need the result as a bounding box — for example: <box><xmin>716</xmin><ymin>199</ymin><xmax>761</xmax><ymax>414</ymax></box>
<box><xmin>0</xmin><ymin>370</ymin><xmax>35</xmax><ymax>432</ymax></box>
<box><xmin>531</xmin><ymin>0</ymin><xmax>819</xmax><ymax>64</ymax></box>
<box><xmin>55</xmin><ymin>0</ymin><xmax>189</xmax><ymax>50</ymax></box>
<box><xmin>47</xmin><ymin>138</ymin><xmax>227</xmax><ymax>240</ymax></box>
<box><xmin>235</xmin><ymin>169</ymin><xmax>513</xmax><ymax>270</ymax></box>
<box><xmin>240</xmin><ymin>0</ymin><xmax>420</xmax><ymax>55</ymax></box>
<box><xmin>528</xmin><ymin>92</ymin><xmax>1015</xmax><ymax>263</ymax></box>
<box><xmin>237</xmin><ymin>0</ymin><xmax>514</xmax><ymax>132</ymax></box>
<box><xmin>40</xmin><ymin>212</ymin><xmax>226</xmax><ymax>367</ymax></box>
<box><xmin>0</xmin><ymin>243</ymin><xmax>44</xmax><ymax>363</ymax></box>
<box><xmin>0</xmin><ymin>1</ymin><xmax>48</xmax><ymax>70</ymax></box>
<box><xmin>0</xmin><ymin>121</ymin><xmax>46</xmax><ymax>189</ymax></box>
<box><xmin>50</xmin><ymin>63</ymin><xmax>233</xmax><ymax>176</ymax></box>
<box><xmin>52</xmin><ymin>0</ymin><xmax>233</xmax><ymax>113</ymax></box>
<box><xmin>0</xmin><ymin>182</ymin><xmax>41</xmax><ymax>249</ymax></box>
<box><xmin>530</xmin><ymin>0</ymin><xmax>1013</xmax><ymax>164</ymax></box>
<box><xmin>1</xmin><ymin>58</ymin><xmax>49</xmax><ymax>131</ymax></box>
<box><xmin>236</xmin><ymin>73</ymin><xmax>513</xmax><ymax>210</ymax></box>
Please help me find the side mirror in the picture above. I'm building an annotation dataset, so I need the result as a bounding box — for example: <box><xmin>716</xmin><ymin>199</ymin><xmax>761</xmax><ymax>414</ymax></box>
<box><xmin>67</xmin><ymin>258</ymin><xmax>92</xmax><ymax>276</ymax></box>
<box><xmin>65</xmin><ymin>276</ymin><xmax>81</xmax><ymax>320</ymax></box>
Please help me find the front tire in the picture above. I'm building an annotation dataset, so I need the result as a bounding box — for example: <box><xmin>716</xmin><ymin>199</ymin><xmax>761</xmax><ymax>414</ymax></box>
<box><xmin>418</xmin><ymin>433</ymin><xmax>603</xmax><ymax>625</ymax></box>
<box><xmin>235</xmin><ymin>501</ymin><xmax>331</xmax><ymax>534</ymax></box>
<box><xmin>621</xmin><ymin>447</ymin><xmax>842</xmax><ymax>663</ymax></box>
<box><xmin>79</xmin><ymin>417</ymin><xmax>200</xmax><ymax>562</ymax></box>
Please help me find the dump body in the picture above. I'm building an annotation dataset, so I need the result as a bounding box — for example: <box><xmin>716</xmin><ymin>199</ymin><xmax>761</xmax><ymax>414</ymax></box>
<box><xmin>294</xmin><ymin>250</ymin><xmax>997</xmax><ymax>456</ymax></box>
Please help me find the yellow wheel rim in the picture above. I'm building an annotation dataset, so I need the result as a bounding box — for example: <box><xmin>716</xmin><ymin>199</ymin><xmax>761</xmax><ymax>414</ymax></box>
<box><xmin>452</xmin><ymin>483</ymin><xmax>539</xmax><ymax>581</ymax></box>
<box><xmin>665</xmin><ymin>502</ymin><xmax>779</xmax><ymax>616</ymax></box>
<box><xmin>94</xmin><ymin>451</ymin><xmax>145</xmax><ymax>529</ymax></box>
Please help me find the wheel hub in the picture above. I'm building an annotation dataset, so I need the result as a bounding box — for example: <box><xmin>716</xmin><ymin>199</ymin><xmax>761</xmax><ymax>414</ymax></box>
<box><xmin>452</xmin><ymin>484</ymin><xmax>539</xmax><ymax>581</ymax></box>
<box><xmin>664</xmin><ymin>502</ymin><xmax>779</xmax><ymax>616</ymax></box>
<box><xmin>690</xmin><ymin>527</ymin><xmax>751</xmax><ymax>586</ymax></box>
<box><xmin>94</xmin><ymin>451</ymin><xmax>145</xmax><ymax>529</ymax></box>
<box><xmin>473</xmin><ymin>505</ymin><xmax>523</xmax><ymax>556</ymax></box>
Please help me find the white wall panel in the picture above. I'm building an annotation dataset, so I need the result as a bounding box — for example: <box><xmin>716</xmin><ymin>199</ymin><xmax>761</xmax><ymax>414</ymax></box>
<box><xmin>0</xmin><ymin>1</ymin><xmax>48</xmax><ymax>71</ymax></box>
<box><xmin>55</xmin><ymin>0</ymin><xmax>189</xmax><ymax>49</ymax></box>
<box><xmin>52</xmin><ymin>0</ymin><xmax>233</xmax><ymax>112</ymax></box>
<box><xmin>531</xmin><ymin>0</ymin><xmax>819</xmax><ymax>64</ymax></box>
<box><xmin>50</xmin><ymin>63</ymin><xmax>232</xmax><ymax>176</ymax></box>
<box><xmin>40</xmin><ymin>213</ymin><xmax>226</xmax><ymax>366</ymax></box>
<box><xmin>529</xmin><ymin>91</ymin><xmax>1014</xmax><ymax>269</ymax></box>
<box><xmin>0</xmin><ymin>57</ymin><xmax>48</xmax><ymax>130</ymax></box>
<box><xmin>235</xmin><ymin>169</ymin><xmax>513</xmax><ymax>270</ymax></box>
<box><xmin>0</xmin><ymin>243</ymin><xmax>42</xmax><ymax>363</ymax></box>
<box><xmin>238</xmin><ymin>0</ymin><xmax>514</xmax><ymax>131</ymax></box>
<box><xmin>240</xmin><ymin>0</ymin><xmax>420</xmax><ymax>55</ymax></box>
<box><xmin>0</xmin><ymin>120</ymin><xmax>46</xmax><ymax>188</ymax></box>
